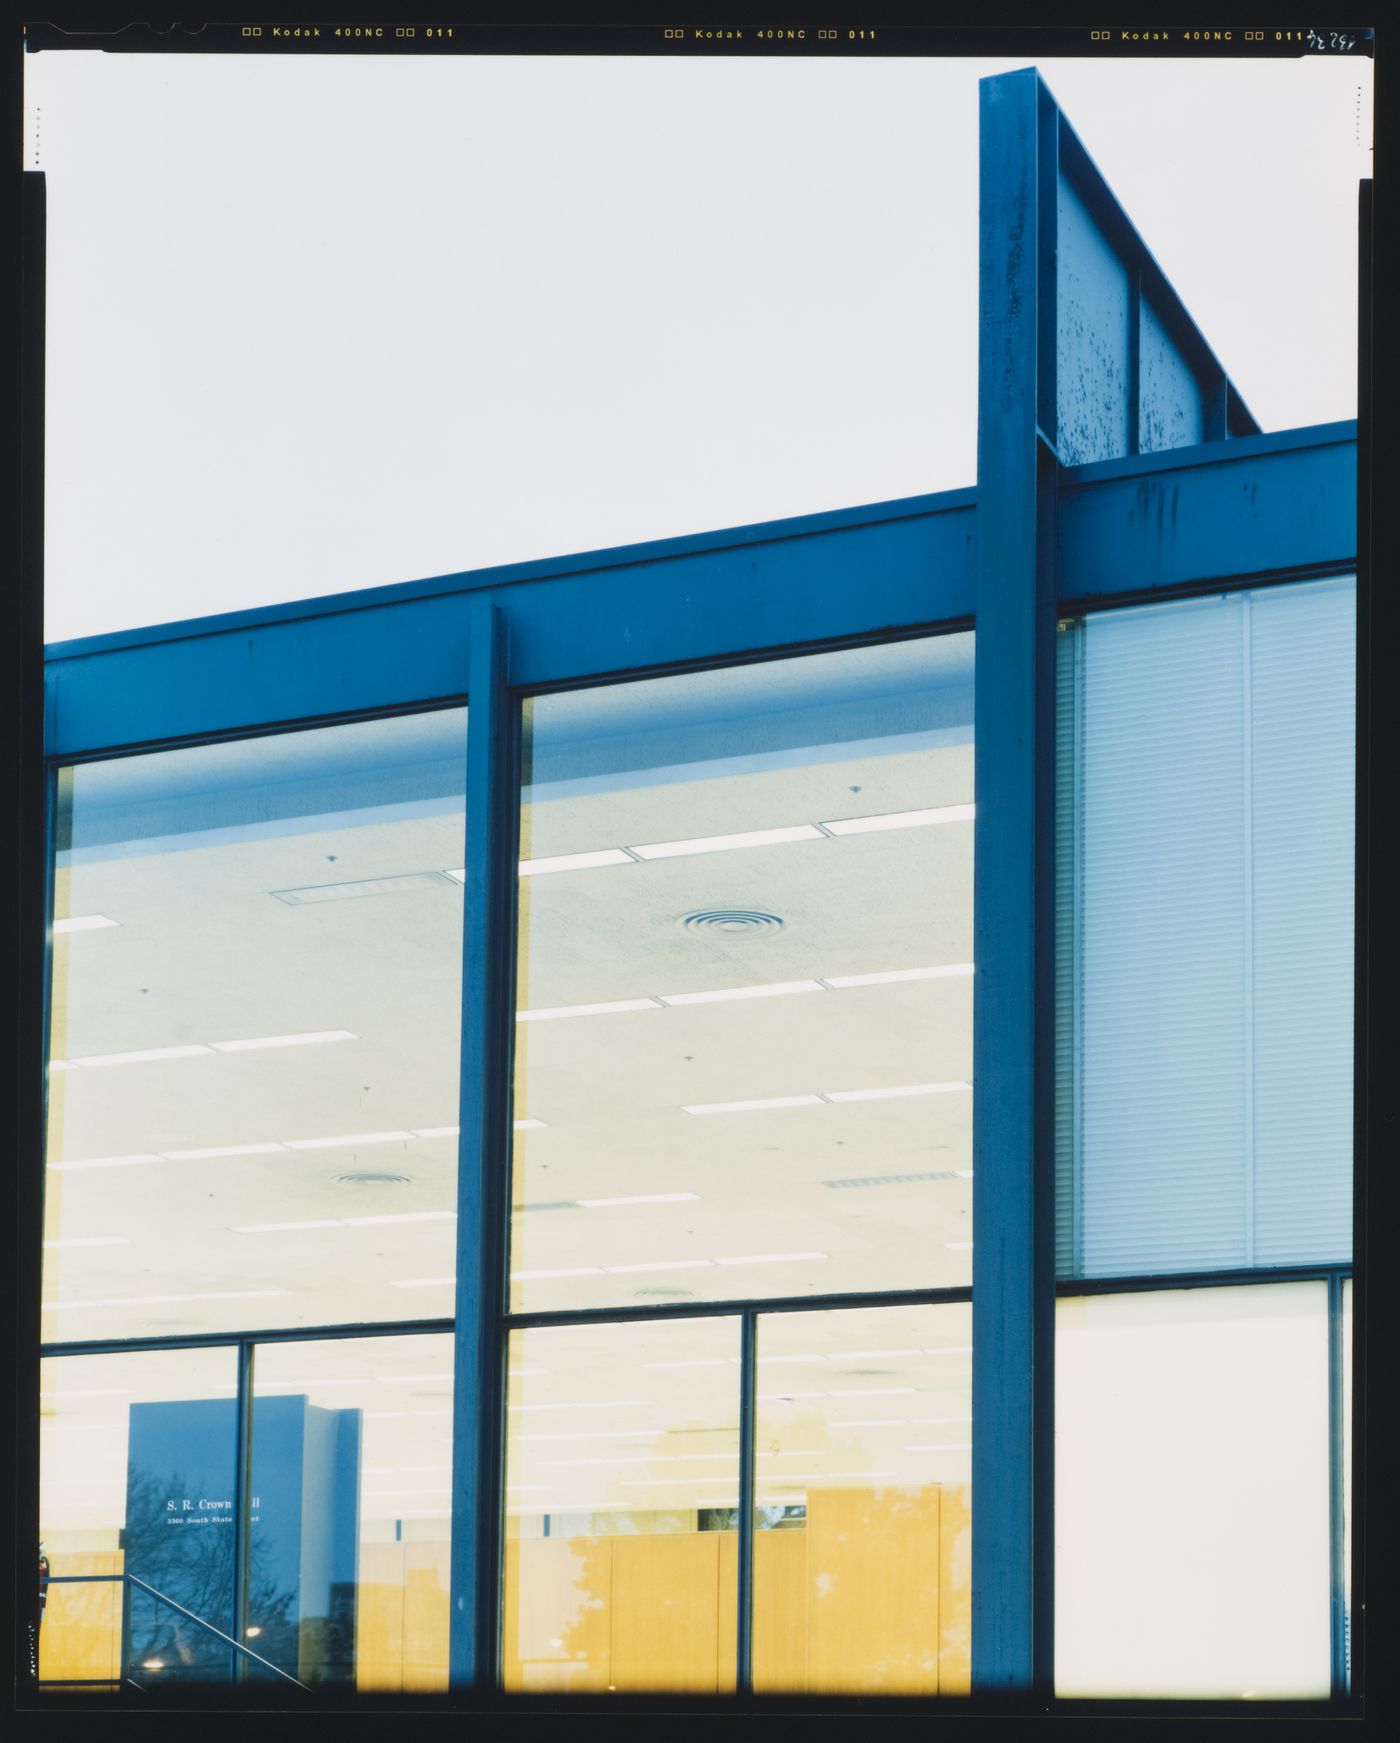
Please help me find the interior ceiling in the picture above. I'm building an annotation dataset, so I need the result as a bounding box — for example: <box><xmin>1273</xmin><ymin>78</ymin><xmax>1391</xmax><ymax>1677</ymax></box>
<box><xmin>43</xmin><ymin>652</ymin><xmax>974</xmax><ymax>1539</ymax></box>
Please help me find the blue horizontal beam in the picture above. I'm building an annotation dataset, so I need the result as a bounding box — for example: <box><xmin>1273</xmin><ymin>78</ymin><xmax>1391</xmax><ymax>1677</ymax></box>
<box><xmin>43</xmin><ymin>428</ymin><xmax>1356</xmax><ymax>760</ymax></box>
<box><xmin>44</xmin><ymin>492</ymin><xmax>976</xmax><ymax>758</ymax></box>
<box><xmin>1058</xmin><ymin>422</ymin><xmax>1356</xmax><ymax>604</ymax></box>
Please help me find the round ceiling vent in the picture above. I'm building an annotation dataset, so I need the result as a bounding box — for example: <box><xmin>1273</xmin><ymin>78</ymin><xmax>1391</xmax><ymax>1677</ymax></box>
<box><xmin>334</xmin><ymin>1172</ymin><xmax>413</xmax><ymax>1188</ymax></box>
<box><xmin>678</xmin><ymin>909</ymin><xmax>784</xmax><ymax>937</ymax></box>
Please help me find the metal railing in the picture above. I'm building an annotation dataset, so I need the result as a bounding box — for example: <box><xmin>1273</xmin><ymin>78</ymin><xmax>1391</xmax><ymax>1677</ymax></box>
<box><xmin>37</xmin><ymin>1573</ymin><xmax>310</xmax><ymax>1693</ymax></box>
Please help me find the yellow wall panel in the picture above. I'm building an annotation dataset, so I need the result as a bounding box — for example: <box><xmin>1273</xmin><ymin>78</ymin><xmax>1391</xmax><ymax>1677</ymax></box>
<box><xmin>804</xmin><ymin>1486</ymin><xmax>942</xmax><ymax>1695</ymax></box>
<box><xmin>356</xmin><ymin>1542</ymin><xmax>406</xmax><ymax>1692</ymax></box>
<box><xmin>938</xmin><ymin>1482</ymin><xmax>972</xmax><ymax>1694</ymax></box>
<box><xmin>38</xmin><ymin>1550</ymin><xmax>123</xmax><ymax>1687</ymax></box>
<box><xmin>610</xmin><ymin>1533</ymin><xmax>723</xmax><ymax>1694</ymax></box>
<box><xmin>401</xmin><ymin>1541</ymin><xmax>450</xmax><ymax>1692</ymax></box>
<box><xmin>504</xmin><ymin>1535</ymin><xmax>613</xmax><ymax>1693</ymax></box>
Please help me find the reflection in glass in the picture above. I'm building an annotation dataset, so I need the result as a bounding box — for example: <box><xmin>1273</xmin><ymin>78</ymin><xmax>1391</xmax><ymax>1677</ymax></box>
<box><xmin>1055</xmin><ymin>1283</ymin><xmax>1331</xmax><ymax>1698</ymax></box>
<box><xmin>43</xmin><ymin>708</ymin><xmax>468</xmax><ymax>1341</ymax></box>
<box><xmin>752</xmin><ymin>1303</ymin><xmax>971</xmax><ymax>1694</ymax></box>
<box><xmin>503</xmin><ymin>1318</ymin><xmax>740</xmax><ymax>1693</ymax></box>
<box><xmin>511</xmin><ymin>635</ymin><xmax>975</xmax><ymax>1313</ymax></box>
<box><xmin>249</xmin><ymin>1334</ymin><xmax>453</xmax><ymax>1692</ymax></box>
<box><xmin>38</xmin><ymin>1348</ymin><xmax>235</xmax><ymax>1689</ymax></box>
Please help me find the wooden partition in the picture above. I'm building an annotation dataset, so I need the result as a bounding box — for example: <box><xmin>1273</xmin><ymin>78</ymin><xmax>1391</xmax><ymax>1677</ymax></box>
<box><xmin>502</xmin><ymin>1483</ymin><xmax>972</xmax><ymax>1695</ymax></box>
<box><xmin>37</xmin><ymin>1550</ymin><xmax>124</xmax><ymax>1689</ymax></box>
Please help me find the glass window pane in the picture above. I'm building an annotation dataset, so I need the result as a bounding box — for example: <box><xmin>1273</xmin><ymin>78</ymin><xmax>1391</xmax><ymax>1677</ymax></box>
<box><xmin>1055</xmin><ymin>1283</ymin><xmax>1331</xmax><ymax>1698</ymax></box>
<box><xmin>39</xmin><ymin>1347</ymin><xmax>235</xmax><ymax>1690</ymax></box>
<box><xmin>248</xmin><ymin>1334</ymin><xmax>453</xmax><ymax>1692</ymax></box>
<box><xmin>510</xmin><ymin>635</ymin><xmax>974</xmax><ymax>1313</ymax></box>
<box><xmin>1056</xmin><ymin>578</ymin><xmax>1354</xmax><ymax>1277</ymax></box>
<box><xmin>751</xmin><ymin>1303</ymin><xmax>971</xmax><ymax>1694</ymax></box>
<box><xmin>44</xmin><ymin>708</ymin><xmax>467</xmax><ymax>1339</ymax></box>
<box><xmin>503</xmin><ymin>1317</ymin><xmax>740</xmax><ymax>1694</ymax></box>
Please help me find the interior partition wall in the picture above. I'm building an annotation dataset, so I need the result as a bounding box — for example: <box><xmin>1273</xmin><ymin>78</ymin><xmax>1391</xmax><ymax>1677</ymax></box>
<box><xmin>25</xmin><ymin>69</ymin><xmax>1361</xmax><ymax>1711</ymax></box>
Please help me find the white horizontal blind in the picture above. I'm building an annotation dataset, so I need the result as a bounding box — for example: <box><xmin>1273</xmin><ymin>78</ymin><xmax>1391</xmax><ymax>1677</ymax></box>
<box><xmin>1061</xmin><ymin>577</ymin><xmax>1354</xmax><ymax>1277</ymax></box>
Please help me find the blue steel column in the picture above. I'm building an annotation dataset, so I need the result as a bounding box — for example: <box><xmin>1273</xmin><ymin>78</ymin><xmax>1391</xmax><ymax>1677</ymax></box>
<box><xmin>448</xmin><ymin>600</ymin><xmax>516</xmax><ymax>1688</ymax></box>
<box><xmin>971</xmin><ymin>68</ymin><xmax>1059</xmax><ymax>1694</ymax></box>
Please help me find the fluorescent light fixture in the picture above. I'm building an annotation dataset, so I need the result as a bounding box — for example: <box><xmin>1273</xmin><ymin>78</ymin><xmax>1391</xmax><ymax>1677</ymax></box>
<box><xmin>518</xmin><ymin>999</ymin><xmax>660</xmax><ymax>1022</ymax></box>
<box><xmin>682</xmin><ymin>1095</ymin><xmax>824</xmax><ymax>1116</ymax></box>
<box><xmin>829</xmin><ymin>1418</ymin><xmax>906</xmax><ymax>1428</ymax></box>
<box><xmin>390</xmin><ymin>1276</ymin><xmax>456</xmax><ymax>1289</ymax></box>
<box><xmin>45</xmin><ymin>1289</ymin><xmax>290</xmax><ymax>1309</ymax></box>
<box><xmin>713</xmin><ymin>1252</ymin><xmax>827</xmax><ymax>1267</ymax></box>
<box><xmin>658</xmin><ymin>980</ymin><xmax>823</xmax><ymax>1007</ymax></box>
<box><xmin>943</xmin><ymin>1241</ymin><xmax>974</xmax><ymax>1250</ymax></box>
<box><xmin>828</xmin><ymin>1387</ymin><xmax>916</xmax><ymax>1398</ymax></box>
<box><xmin>640</xmin><ymin>1359</ymin><xmax>732</xmax><ymax>1371</ymax></box>
<box><xmin>757</xmin><ymin>1391</ymin><xmax>825</xmax><ymax>1402</ymax></box>
<box><xmin>515</xmin><ymin>1428</ymin><xmax>666</xmax><ymax>1441</ymax></box>
<box><xmin>260</xmin><ymin>1378</ymin><xmax>371</xmax><ymax>1391</ymax></box>
<box><xmin>603</xmin><ymin>1259</ymin><xmax>713</xmax><ymax>1274</ymax></box>
<box><xmin>629</xmin><ymin>824</ymin><xmax>824</xmax><ymax>860</ymax></box>
<box><xmin>50</xmin><ymin>1154</ymin><xmax>164</xmax><ymax>1173</ymax></box>
<box><xmin>955</xmin><ymin>1169</ymin><xmax>974</xmax><ymax>1179</ymax></box>
<box><xmin>53</xmin><ymin>914</ymin><xmax>119</xmax><ymax>934</ymax></box>
<box><xmin>539</xmin><ymin>1455</ymin><xmax>655</xmax><ymax>1469</ymax></box>
<box><xmin>284</xmin><ymin>1131</ymin><xmax>413</xmax><ymax>1150</ymax></box>
<box><xmin>520</xmin><ymin>848</ymin><xmax>635</xmax><ymax>876</ymax></box>
<box><xmin>163</xmin><ymin>1143</ymin><xmax>286</xmax><ymax>1161</ymax></box>
<box><xmin>341</xmin><ymin>1210</ymin><xmax>456</xmax><ymax>1227</ymax></box>
<box><xmin>514</xmin><ymin>1120</ymin><xmax>548</xmax><ymax>1132</ymax></box>
<box><xmin>824</xmin><ymin>1082</ymin><xmax>969</xmax><ymax>1102</ymax></box>
<box><xmin>443</xmin><ymin>868</ymin><xmax>466</xmax><ymax>883</ymax></box>
<box><xmin>232</xmin><ymin>1219</ymin><xmax>343</xmax><ymax>1234</ymax></box>
<box><xmin>414</xmin><ymin>1126</ymin><xmax>460</xmax><ymax>1139</ymax></box>
<box><xmin>905</xmin><ymin>1442</ymin><xmax>973</xmax><ymax>1452</ymax></box>
<box><xmin>911</xmin><ymin>1416</ymin><xmax>973</xmax><ymax>1425</ymax></box>
<box><xmin>821</xmin><ymin>803</ymin><xmax>975</xmax><ymax>835</ymax></box>
<box><xmin>372</xmin><ymin>1375</ymin><xmax>453</xmax><ymax>1386</ymax></box>
<box><xmin>824</xmin><ymin>1349</ymin><xmax>922</xmax><ymax>1361</ymax></box>
<box><xmin>207</xmin><ymin>1030</ymin><xmax>356</xmax><ymax>1052</ymax></box>
<box><xmin>508</xmin><ymin>1400</ymin><xmax>649</xmax><ymax>1413</ymax></box>
<box><xmin>823</xmin><ymin>963</ymin><xmax>974</xmax><ymax>988</ymax></box>
<box><xmin>72</xmin><ymin>1044</ymin><xmax>214</xmax><ymax>1067</ymax></box>
<box><xmin>761</xmin><ymin>1450</ymin><xmax>825</xmax><ymax>1459</ymax></box>
<box><xmin>925</xmin><ymin>1346</ymin><xmax>973</xmax><ymax>1356</ymax></box>
<box><xmin>577</xmin><ymin>1193</ymin><xmax>699</xmax><ymax>1208</ymax></box>
<box><xmin>273</xmin><ymin>872</ymin><xmax>453</xmax><ymax>904</ymax></box>
<box><xmin>756</xmin><ymin>1354</ymin><xmax>828</xmax><ymax>1366</ymax></box>
<box><xmin>510</xmin><ymin>1266</ymin><xmax>604</xmax><ymax>1281</ymax></box>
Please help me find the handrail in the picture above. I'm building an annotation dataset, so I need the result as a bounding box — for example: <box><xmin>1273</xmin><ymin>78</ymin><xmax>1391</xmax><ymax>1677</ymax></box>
<box><xmin>41</xmin><ymin>1573</ymin><xmax>309</xmax><ymax>1691</ymax></box>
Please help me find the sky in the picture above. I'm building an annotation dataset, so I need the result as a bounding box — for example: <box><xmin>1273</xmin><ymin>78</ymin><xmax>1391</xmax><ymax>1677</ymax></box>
<box><xmin>25</xmin><ymin>47</ymin><xmax>1373</xmax><ymax>644</ymax></box>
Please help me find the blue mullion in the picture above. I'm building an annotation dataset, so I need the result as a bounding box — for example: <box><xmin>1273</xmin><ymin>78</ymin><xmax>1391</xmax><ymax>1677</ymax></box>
<box><xmin>448</xmin><ymin>600</ymin><xmax>517</xmax><ymax>1689</ymax></box>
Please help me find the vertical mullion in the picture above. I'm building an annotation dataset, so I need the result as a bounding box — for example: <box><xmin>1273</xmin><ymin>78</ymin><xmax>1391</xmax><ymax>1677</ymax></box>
<box><xmin>1241</xmin><ymin>594</ymin><xmax>1256</xmax><ymax>1268</ymax></box>
<box><xmin>449</xmin><ymin>599</ymin><xmax>516</xmax><ymax>1689</ymax></box>
<box><xmin>1328</xmin><ymin>1272</ymin><xmax>1346</xmax><ymax>1695</ymax></box>
<box><xmin>735</xmin><ymin>1310</ymin><xmax>757</xmax><ymax>1694</ymax></box>
<box><xmin>972</xmin><ymin>68</ymin><xmax>1059</xmax><ymax>1695</ymax></box>
<box><xmin>230</xmin><ymin>1340</ymin><xmax>255</xmax><ymax>1684</ymax></box>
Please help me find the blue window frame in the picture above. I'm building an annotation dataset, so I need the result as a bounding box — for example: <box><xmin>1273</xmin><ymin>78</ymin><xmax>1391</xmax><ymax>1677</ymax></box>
<box><xmin>22</xmin><ymin>68</ymin><xmax>1361</xmax><ymax>1713</ymax></box>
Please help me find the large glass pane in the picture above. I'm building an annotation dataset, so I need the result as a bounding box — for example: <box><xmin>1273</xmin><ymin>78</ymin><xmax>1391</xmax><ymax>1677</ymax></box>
<box><xmin>752</xmin><ymin>1303</ymin><xmax>971</xmax><ymax>1694</ymax></box>
<box><xmin>1055</xmin><ymin>1283</ymin><xmax>1331</xmax><ymax>1698</ymax></box>
<box><xmin>1056</xmin><ymin>578</ymin><xmax>1355</xmax><ymax>1278</ymax></box>
<box><xmin>44</xmin><ymin>708</ymin><xmax>467</xmax><ymax>1340</ymax></box>
<box><xmin>38</xmin><ymin>1347</ymin><xmax>235</xmax><ymax>1690</ymax></box>
<box><xmin>510</xmin><ymin>635</ymin><xmax>974</xmax><ymax>1313</ymax></box>
<box><xmin>503</xmin><ymin>1317</ymin><xmax>740</xmax><ymax>1694</ymax></box>
<box><xmin>247</xmin><ymin>1334</ymin><xmax>453</xmax><ymax>1692</ymax></box>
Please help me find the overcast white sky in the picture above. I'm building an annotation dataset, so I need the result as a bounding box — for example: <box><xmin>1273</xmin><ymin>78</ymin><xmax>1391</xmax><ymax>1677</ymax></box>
<box><xmin>25</xmin><ymin>49</ymin><xmax>1372</xmax><ymax>644</ymax></box>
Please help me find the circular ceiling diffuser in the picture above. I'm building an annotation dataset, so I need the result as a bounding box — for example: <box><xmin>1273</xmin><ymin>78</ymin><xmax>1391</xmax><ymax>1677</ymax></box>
<box><xmin>678</xmin><ymin>909</ymin><xmax>784</xmax><ymax>937</ymax></box>
<box><xmin>334</xmin><ymin>1172</ymin><xmax>413</xmax><ymax>1187</ymax></box>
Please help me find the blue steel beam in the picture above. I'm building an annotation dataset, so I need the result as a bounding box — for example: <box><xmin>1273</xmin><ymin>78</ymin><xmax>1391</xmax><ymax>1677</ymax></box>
<box><xmin>448</xmin><ymin>600</ymin><xmax>516</xmax><ymax>1689</ymax></box>
<box><xmin>972</xmin><ymin>66</ymin><xmax>1059</xmax><ymax>1694</ymax></box>
<box><xmin>1057</xmin><ymin>422</ymin><xmax>1357</xmax><ymax>605</ymax></box>
<box><xmin>40</xmin><ymin>426</ymin><xmax>1357</xmax><ymax>763</ymax></box>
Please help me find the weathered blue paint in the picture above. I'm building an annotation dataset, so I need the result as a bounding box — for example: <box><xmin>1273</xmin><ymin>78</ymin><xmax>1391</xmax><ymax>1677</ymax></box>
<box><xmin>448</xmin><ymin>600</ymin><xmax>515</xmax><ymax>1689</ymax></box>
<box><xmin>1058</xmin><ymin>423</ymin><xmax>1357</xmax><ymax>604</ymax></box>
<box><xmin>972</xmin><ymin>67</ymin><xmax>1059</xmax><ymax>1694</ymax></box>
